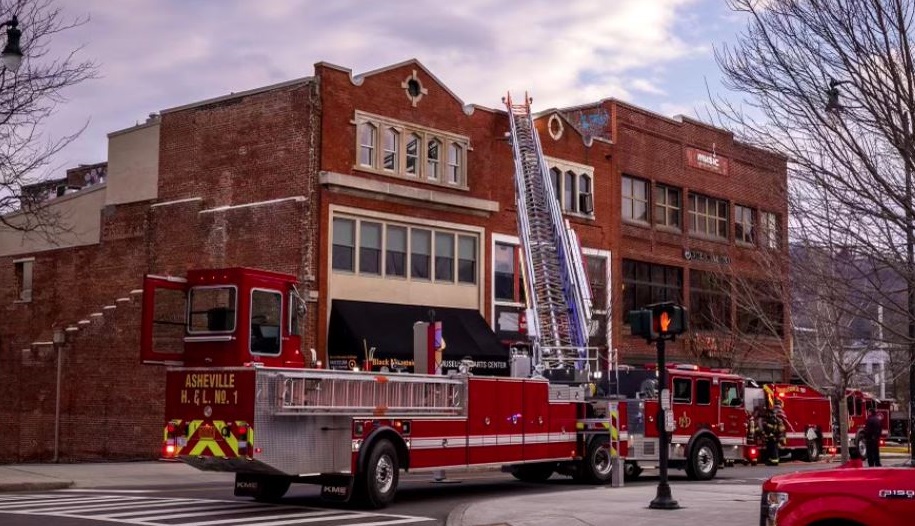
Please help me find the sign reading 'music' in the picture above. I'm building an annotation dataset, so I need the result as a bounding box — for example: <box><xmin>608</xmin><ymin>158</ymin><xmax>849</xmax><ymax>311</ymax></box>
<box><xmin>686</xmin><ymin>147</ymin><xmax>729</xmax><ymax>176</ymax></box>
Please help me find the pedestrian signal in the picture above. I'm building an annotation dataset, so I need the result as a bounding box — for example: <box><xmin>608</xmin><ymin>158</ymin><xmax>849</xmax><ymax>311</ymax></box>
<box><xmin>628</xmin><ymin>302</ymin><xmax>687</xmax><ymax>343</ymax></box>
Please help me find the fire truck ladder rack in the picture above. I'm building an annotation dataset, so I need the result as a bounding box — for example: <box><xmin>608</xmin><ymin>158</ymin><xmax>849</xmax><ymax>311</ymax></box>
<box><xmin>275</xmin><ymin>369</ymin><xmax>466</xmax><ymax>417</ymax></box>
<box><xmin>504</xmin><ymin>93</ymin><xmax>593</xmax><ymax>377</ymax></box>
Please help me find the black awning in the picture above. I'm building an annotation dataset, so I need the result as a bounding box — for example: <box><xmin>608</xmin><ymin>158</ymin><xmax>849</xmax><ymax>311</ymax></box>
<box><xmin>328</xmin><ymin>299</ymin><xmax>509</xmax><ymax>376</ymax></box>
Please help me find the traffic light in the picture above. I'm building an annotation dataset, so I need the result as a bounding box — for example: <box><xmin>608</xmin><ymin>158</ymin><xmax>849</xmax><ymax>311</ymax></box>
<box><xmin>628</xmin><ymin>302</ymin><xmax>687</xmax><ymax>343</ymax></box>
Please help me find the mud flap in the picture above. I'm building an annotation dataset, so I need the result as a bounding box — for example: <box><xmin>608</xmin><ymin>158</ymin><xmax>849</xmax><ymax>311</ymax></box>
<box><xmin>234</xmin><ymin>473</ymin><xmax>262</xmax><ymax>497</ymax></box>
<box><xmin>320</xmin><ymin>474</ymin><xmax>354</xmax><ymax>503</ymax></box>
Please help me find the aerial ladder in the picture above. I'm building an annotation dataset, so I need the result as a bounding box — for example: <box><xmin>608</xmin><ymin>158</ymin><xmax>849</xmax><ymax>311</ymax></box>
<box><xmin>504</xmin><ymin>93</ymin><xmax>595</xmax><ymax>383</ymax></box>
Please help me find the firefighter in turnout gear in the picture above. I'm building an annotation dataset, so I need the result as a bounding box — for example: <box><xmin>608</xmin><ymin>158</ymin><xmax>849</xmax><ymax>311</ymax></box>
<box><xmin>763</xmin><ymin>404</ymin><xmax>786</xmax><ymax>466</ymax></box>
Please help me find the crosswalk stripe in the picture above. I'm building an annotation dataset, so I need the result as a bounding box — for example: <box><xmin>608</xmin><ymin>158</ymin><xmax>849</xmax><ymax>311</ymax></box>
<box><xmin>0</xmin><ymin>494</ymin><xmax>101</xmax><ymax>503</ymax></box>
<box><xmin>348</xmin><ymin>518</ymin><xmax>436</xmax><ymax>526</ymax></box>
<box><xmin>60</xmin><ymin>489</ymin><xmax>157</xmax><ymax>494</ymax></box>
<box><xmin>98</xmin><ymin>502</ymin><xmax>267</xmax><ymax>519</ymax></box>
<box><xmin>129</xmin><ymin>507</ymin><xmax>328</xmax><ymax>526</ymax></box>
<box><xmin>0</xmin><ymin>496</ymin><xmax>123</xmax><ymax>509</ymax></box>
<box><xmin>38</xmin><ymin>497</ymin><xmax>189</xmax><ymax>514</ymax></box>
<box><xmin>177</xmin><ymin>511</ymin><xmax>369</xmax><ymax>526</ymax></box>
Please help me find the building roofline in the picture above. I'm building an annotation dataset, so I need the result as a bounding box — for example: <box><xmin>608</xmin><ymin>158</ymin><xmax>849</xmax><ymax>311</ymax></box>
<box><xmin>108</xmin><ymin>117</ymin><xmax>160</xmax><ymax>139</ymax></box>
<box><xmin>160</xmin><ymin>76</ymin><xmax>314</xmax><ymax>115</ymax></box>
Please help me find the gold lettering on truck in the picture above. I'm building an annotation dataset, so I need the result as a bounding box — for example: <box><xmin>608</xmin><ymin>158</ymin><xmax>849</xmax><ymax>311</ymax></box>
<box><xmin>184</xmin><ymin>373</ymin><xmax>235</xmax><ymax>389</ymax></box>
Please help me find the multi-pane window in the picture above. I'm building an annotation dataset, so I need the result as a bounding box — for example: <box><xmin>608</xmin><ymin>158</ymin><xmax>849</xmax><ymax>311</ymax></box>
<box><xmin>355</xmin><ymin>113</ymin><xmax>469</xmax><ymax>187</ymax></box>
<box><xmin>385</xmin><ymin>226</ymin><xmax>407</xmax><ymax>277</ymax></box>
<box><xmin>332</xmin><ymin>218</ymin><xmax>356</xmax><ymax>271</ymax></box>
<box><xmin>735</xmin><ymin>205</ymin><xmax>754</xmax><ymax>244</ymax></box>
<box><xmin>447</xmin><ymin>144</ymin><xmax>462</xmax><ymax>185</ymax></box>
<box><xmin>333</xmin><ymin>216</ymin><xmax>478</xmax><ymax>284</ymax></box>
<box><xmin>458</xmin><ymin>235</ymin><xmax>477</xmax><ymax>284</ymax></box>
<box><xmin>586</xmin><ymin>256</ymin><xmax>608</xmax><ymax>311</ymax></box>
<box><xmin>411</xmin><ymin>229</ymin><xmax>432</xmax><ymax>280</ymax></box>
<box><xmin>359</xmin><ymin>222</ymin><xmax>382</xmax><ymax>275</ymax></box>
<box><xmin>689</xmin><ymin>193</ymin><xmax>728</xmax><ymax>239</ymax></box>
<box><xmin>406</xmin><ymin>134</ymin><xmax>420</xmax><ymax>175</ymax></box>
<box><xmin>426</xmin><ymin>139</ymin><xmax>441</xmax><ymax>181</ymax></box>
<box><xmin>622</xmin><ymin>259</ymin><xmax>682</xmax><ymax>319</ymax></box>
<box><xmin>359</xmin><ymin>123</ymin><xmax>376</xmax><ymax>167</ymax></box>
<box><xmin>383</xmin><ymin>128</ymin><xmax>399</xmax><ymax>172</ymax></box>
<box><xmin>545</xmin><ymin>161</ymin><xmax>593</xmax><ymax>216</ymax></box>
<box><xmin>690</xmin><ymin>270</ymin><xmax>731</xmax><ymax>330</ymax></box>
<box><xmin>654</xmin><ymin>185</ymin><xmax>681</xmax><ymax>229</ymax></box>
<box><xmin>494</xmin><ymin>243</ymin><xmax>517</xmax><ymax>302</ymax></box>
<box><xmin>737</xmin><ymin>280</ymin><xmax>784</xmax><ymax>336</ymax></box>
<box><xmin>622</xmin><ymin>175</ymin><xmax>649</xmax><ymax>223</ymax></box>
<box><xmin>435</xmin><ymin>232</ymin><xmax>455</xmax><ymax>282</ymax></box>
<box><xmin>760</xmin><ymin>211</ymin><xmax>779</xmax><ymax>249</ymax></box>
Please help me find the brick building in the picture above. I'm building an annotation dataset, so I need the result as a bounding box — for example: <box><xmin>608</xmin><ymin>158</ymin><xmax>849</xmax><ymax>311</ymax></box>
<box><xmin>0</xmin><ymin>59</ymin><xmax>788</xmax><ymax>462</ymax></box>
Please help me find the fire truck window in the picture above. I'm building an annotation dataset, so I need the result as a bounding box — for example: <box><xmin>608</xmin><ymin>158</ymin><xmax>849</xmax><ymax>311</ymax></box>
<box><xmin>696</xmin><ymin>379</ymin><xmax>711</xmax><ymax>405</ymax></box>
<box><xmin>251</xmin><ymin>289</ymin><xmax>282</xmax><ymax>355</ymax></box>
<box><xmin>188</xmin><ymin>287</ymin><xmax>237</xmax><ymax>333</ymax></box>
<box><xmin>673</xmin><ymin>378</ymin><xmax>692</xmax><ymax>403</ymax></box>
<box><xmin>721</xmin><ymin>382</ymin><xmax>741</xmax><ymax>407</ymax></box>
<box><xmin>288</xmin><ymin>291</ymin><xmax>302</xmax><ymax>336</ymax></box>
<box><xmin>847</xmin><ymin>396</ymin><xmax>855</xmax><ymax>416</ymax></box>
<box><xmin>855</xmin><ymin>397</ymin><xmax>864</xmax><ymax>416</ymax></box>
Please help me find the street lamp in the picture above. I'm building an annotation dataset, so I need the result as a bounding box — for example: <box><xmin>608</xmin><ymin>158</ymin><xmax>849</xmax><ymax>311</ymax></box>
<box><xmin>1</xmin><ymin>15</ymin><xmax>23</xmax><ymax>74</ymax></box>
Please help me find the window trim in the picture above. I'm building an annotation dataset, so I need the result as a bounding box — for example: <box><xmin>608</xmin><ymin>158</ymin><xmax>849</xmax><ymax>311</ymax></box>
<box><xmin>543</xmin><ymin>156</ymin><xmax>595</xmax><ymax>219</ymax></box>
<box><xmin>249</xmin><ymin>287</ymin><xmax>283</xmax><ymax>357</ymax></box>
<box><xmin>358</xmin><ymin>122</ymin><xmax>377</xmax><ymax>169</ymax></box>
<box><xmin>688</xmin><ymin>192</ymin><xmax>729</xmax><ymax>240</ymax></box>
<box><xmin>654</xmin><ymin>184</ymin><xmax>681</xmax><ymax>230</ymax></box>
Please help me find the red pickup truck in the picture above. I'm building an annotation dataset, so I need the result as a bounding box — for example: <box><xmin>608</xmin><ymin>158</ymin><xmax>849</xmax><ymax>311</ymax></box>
<box><xmin>761</xmin><ymin>464</ymin><xmax>915</xmax><ymax>525</ymax></box>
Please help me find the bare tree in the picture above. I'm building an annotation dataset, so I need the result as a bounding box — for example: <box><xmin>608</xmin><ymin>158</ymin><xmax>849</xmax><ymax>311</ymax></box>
<box><xmin>0</xmin><ymin>0</ymin><xmax>95</xmax><ymax>236</ymax></box>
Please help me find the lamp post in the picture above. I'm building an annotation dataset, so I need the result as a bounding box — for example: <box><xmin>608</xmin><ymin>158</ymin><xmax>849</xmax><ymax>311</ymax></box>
<box><xmin>1</xmin><ymin>15</ymin><xmax>23</xmax><ymax>74</ymax></box>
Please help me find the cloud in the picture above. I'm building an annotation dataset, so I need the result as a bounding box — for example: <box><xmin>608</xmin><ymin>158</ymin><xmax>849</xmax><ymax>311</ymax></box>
<box><xmin>37</xmin><ymin>0</ymin><xmax>717</xmax><ymax>167</ymax></box>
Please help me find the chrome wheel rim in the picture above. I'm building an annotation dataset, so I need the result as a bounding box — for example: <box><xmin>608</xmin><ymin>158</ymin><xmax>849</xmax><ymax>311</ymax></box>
<box><xmin>809</xmin><ymin>442</ymin><xmax>818</xmax><ymax>459</ymax></box>
<box><xmin>858</xmin><ymin>440</ymin><xmax>867</xmax><ymax>457</ymax></box>
<box><xmin>697</xmin><ymin>445</ymin><xmax>715</xmax><ymax>474</ymax></box>
<box><xmin>375</xmin><ymin>454</ymin><xmax>394</xmax><ymax>494</ymax></box>
<box><xmin>593</xmin><ymin>446</ymin><xmax>612</xmax><ymax>476</ymax></box>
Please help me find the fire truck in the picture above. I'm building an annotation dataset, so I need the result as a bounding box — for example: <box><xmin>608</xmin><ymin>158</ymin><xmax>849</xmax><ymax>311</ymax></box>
<box><xmin>140</xmin><ymin>95</ymin><xmax>750</xmax><ymax>508</ymax></box>
<box><xmin>744</xmin><ymin>382</ymin><xmax>891</xmax><ymax>463</ymax></box>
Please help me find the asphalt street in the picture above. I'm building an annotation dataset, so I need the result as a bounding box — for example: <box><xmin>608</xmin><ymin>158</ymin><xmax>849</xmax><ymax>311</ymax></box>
<box><xmin>0</xmin><ymin>461</ymin><xmax>833</xmax><ymax>526</ymax></box>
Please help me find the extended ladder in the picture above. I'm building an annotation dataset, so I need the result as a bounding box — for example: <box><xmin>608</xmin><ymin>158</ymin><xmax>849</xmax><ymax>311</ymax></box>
<box><xmin>504</xmin><ymin>93</ymin><xmax>593</xmax><ymax>377</ymax></box>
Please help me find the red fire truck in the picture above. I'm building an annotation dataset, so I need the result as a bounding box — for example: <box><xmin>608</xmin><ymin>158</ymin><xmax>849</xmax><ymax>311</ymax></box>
<box><xmin>142</xmin><ymin>268</ymin><xmax>752</xmax><ymax>507</ymax></box>
<box><xmin>745</xmin><ymin>383</ymin><xmax>891</xmax><ymax>463</ymax></box>
<box><xmin>139</xmin><ymin>96</ymin><xmax>750</xmax><ymax>508</ymax></box>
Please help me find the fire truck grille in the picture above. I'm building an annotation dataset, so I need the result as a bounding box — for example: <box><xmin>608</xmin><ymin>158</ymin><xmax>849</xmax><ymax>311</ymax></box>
<box><xmin>642</xmin><ymin>441</ymin><xmax>656</xmax><ymax>457</ymax></box>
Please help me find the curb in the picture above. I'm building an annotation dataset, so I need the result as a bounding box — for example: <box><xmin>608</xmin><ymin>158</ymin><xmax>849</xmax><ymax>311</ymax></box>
<box><xmin>0</xmin><ymin>481</ymin><xmax>74</xmax><ymax>493</ymax></box>
<box><xmin>445</xmin><ymin>502</ymin><xmax>472</xmax><ymax>526</ymax></box>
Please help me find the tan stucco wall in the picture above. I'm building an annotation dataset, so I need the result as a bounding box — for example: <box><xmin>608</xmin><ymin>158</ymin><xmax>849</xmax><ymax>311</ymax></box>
<box><xmin>0</xmin><ymin>184</ymin><xmax>106</xmax><ymax>257</ymax></box>
<box><xmin>105</xmin><ymin>121</ymin><xmax>159</xmax><ymax>206</ymax></box>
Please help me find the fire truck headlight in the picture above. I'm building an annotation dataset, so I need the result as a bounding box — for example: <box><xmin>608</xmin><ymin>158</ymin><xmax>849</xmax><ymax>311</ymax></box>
<box><xmin>352</xmin><ymin>439</ymin><xmax>363</xmax><ymax>452</ymax></box>
<box><xmin>764</xmin><ymin>491</ymin><xmax>789</xmax><ymax>525</ymax></box>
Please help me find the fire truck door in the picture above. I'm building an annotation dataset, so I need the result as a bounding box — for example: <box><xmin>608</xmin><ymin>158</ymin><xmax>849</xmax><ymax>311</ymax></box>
<box><xmin>140</xmin><ymin>274</ymin><xmax>188</xmax><ymax>365</ymax></box>
<box><xmin>718</xmin><ymin>380</ymin><xmax>744</xmax><ymax>436</ymax></box>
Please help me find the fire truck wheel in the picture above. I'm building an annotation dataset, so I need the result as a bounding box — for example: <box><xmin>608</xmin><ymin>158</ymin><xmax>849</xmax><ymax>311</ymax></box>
<box><xmin>623</xmin><ymin>461</ymin><xmax>642</xmax><ymax>481</ymax></box>
<box><xmin>686</xmin><ymin>437</ymin><xmax>719</xmax><ymax>481</ymax></box>
<box><xmin>358</xmin><ymin>439</ymin><xmax>399</xmax><ymax>508</ymax></box>
<box><xmin>579</xmin><ymin>436</ymin><xmax>614</xmax><ymax>484</ymax></box>
<box><xmin>856</xmin><ymin>434</ymin><xmax>868</xmax><ymax>459</ymax></box>
<box><xmin>253</xmin><ymin>476</ymin><xmax>291</xmax><ymax>502</ymax></box>
<box><xmin>510</xmin><ymin>463</ymin><xmax>555</xmax><ymax>482</ymax></box>
<box><xmin>805</xmin><ymin>439</ymin><xmax>821</xmax><ymax>462</ymax></box>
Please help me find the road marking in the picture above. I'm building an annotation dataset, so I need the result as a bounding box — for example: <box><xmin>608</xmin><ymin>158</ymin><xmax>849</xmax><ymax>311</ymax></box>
<box><xmin>61</xmin><ymin>489</ymin><xmax>158</xmax><ymax>493</ymax></box>
<box><xmin>0</xmin><ymin>493</ymin><xmax>436</xmax><ymax>525</ymax></box>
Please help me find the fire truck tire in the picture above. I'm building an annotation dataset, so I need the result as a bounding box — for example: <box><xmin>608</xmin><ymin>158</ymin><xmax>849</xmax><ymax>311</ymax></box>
<box><xmin>510</xmin><ymin>463</ymin><xmax>555</xmax><ymax>482</ymax></box>
<box><xmin>357</xmin><ymin>439</ymin><xmax>399</xmax><ymax>509</ymax></box>
<box><xmin>623</xmin><ymin>461</ymin><xmax>642</xmax><ymax>481</ymax></box>
<box><xmin>252</xmin><ymin>476</ymin><xmax>291</xmax><ymax>502</ymax></box>
<box><xmin>855</xmin><ymin>433</ymin><xmax>867</xmax><ymax>459</ymax></box>
<box><xmin>804</xmin><ymin>439</ymin><xmax>821</xmax><ymax>462</ymax></box>
<box><xmin>578</xmin><ymin>436</ymin><xmax>614</xmax><ymax>484</ymax></box>
<box><xmin>686</xmin><ymin>437</ymin><xmax>719</xmax><ymax>481</ymax></box>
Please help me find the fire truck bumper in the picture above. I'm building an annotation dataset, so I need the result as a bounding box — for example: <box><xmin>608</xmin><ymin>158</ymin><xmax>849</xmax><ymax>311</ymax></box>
<box><xmin>181</xmin><ymin>455</ymin><xmax>289</xmax><ymax>476</ymax></box>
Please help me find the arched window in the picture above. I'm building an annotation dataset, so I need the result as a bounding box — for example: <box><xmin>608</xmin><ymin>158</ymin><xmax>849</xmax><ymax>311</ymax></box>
<box><xmin>406</xmin><ymin>133</ymin><xmax>421</xmax><ymax>175</ymax></box>
<box><xmin>563</xmin><ymin>171</ymin><xmax>576</xmax><ymax>212</ymax></box>
<box><xmin>383</xmin><ymin>128</ymin><xmax>399</xmax><ymax>172</ymax></box>
<box><xmin>359</xmin><ymin>123</ymin><xmax>377</xmax><ymax>167</ymax></box>
<box><xmin>427</xmin><ymin>138</ymin><xmax>442</xmax><ymax>181</ymax></box>
<box><xmin>550</xmin><ymin>167</ymin><xmax>562</xmax><ymax>205</ymax></box>
<box><xmin>447</xmin><ymin>143</ymin><xmax>462</xmax><ymax>184</ymax></box>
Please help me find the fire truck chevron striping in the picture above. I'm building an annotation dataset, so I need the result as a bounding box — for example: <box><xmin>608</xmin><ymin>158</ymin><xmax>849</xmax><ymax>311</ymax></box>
<box><xmin>140</xmin><ymin>96</ymin><xmax>751</xmax><ymax>509</ymax></box>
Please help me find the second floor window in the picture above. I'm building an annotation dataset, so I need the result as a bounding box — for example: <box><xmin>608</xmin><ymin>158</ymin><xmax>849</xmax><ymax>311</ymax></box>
<box><xmin>760</xmin><ymin>211</ymin><xmax>779</xmax><ymax>249</ymax></box>
<box><xmin>546</xmin><ymin>161</ymin><xmax>594</xmax><ymax>216</ymax></box>
<box><xmin>622</xmin><ymin>175</ymin><xmax>649</xmax><ymax>223</ymax></box>
<box><xmin>690</xmin><ymin>270</ymin><xmax>731</xmax><ymax>330</ymax></box>
<box><xmin>383</xmin><ymin>128</ymin><xmax>399</xmax><ymax>172</ymax></box>
<box><xmin>735</xmin><ymin>205</ymin><xmax>754</xmax><ymax>244</ymax></box>
<box><xmin>654</xmin><ymin>184</ymin><xmax>681</xmax><ymax>229</ymax></box>
<box><xmin>359</xmin><ymin>123</ymin><xmax>376</xmax><ymax>167</ymax></box>
<box><xmin>622</xmin><ymin>259</ymin><xmax>682</xmax><ymax>319</ymax></box>
<box><xmin>689</xmin><ymin>193</ymin><xmax>728</xmax><ymax>239</ymax></box>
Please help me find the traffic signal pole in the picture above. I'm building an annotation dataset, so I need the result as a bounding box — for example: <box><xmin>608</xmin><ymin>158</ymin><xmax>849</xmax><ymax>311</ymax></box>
<box><xmin>649</xmin><ymin>337</ymin><xmax>679</xmax><ymax>510</ymax></box>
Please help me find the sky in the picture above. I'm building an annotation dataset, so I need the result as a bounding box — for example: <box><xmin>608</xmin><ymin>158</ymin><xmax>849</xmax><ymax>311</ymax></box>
<box><xmin>31</xmin><ymin>0</ymin><xmax>751</xmax><ymax>170</ymax></box>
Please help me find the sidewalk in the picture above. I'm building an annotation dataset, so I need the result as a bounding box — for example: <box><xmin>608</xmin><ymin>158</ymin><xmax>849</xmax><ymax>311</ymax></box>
<box><xmin>446</xmin><ymin>482</ymin><xmax>763</xmax><ymax>526</ymax></box>
<box><xmin>0</xmin><ymin>460</ymin><xmax>233</xmax><ymax>492</ymax></box>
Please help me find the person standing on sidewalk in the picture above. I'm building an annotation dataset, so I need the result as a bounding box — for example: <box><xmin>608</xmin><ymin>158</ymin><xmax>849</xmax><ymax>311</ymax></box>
<box><xmin>863</xmin><ymin>408</ymin><xmax>882</xmax><ymax>467</ymax></box>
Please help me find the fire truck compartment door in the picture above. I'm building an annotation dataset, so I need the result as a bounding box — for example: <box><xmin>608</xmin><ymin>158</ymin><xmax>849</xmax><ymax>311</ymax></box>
<box><xmin>141</xmin><ymin>274</ymin><xmax>188</xmax><ymax>365</ymax></box>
